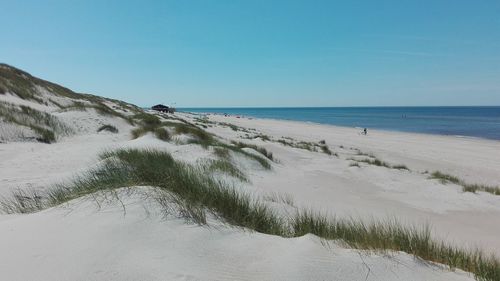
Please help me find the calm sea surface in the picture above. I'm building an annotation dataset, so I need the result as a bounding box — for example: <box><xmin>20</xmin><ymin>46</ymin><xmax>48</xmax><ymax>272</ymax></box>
<box><xmin>178</xmin><ymin>107</ymin><xmax>500</xmax><ymax>141</ymax></box>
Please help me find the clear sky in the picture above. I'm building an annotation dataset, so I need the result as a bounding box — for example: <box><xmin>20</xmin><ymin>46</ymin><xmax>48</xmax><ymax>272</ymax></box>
<box><xmin>2</xmin><ymin>0</ymin><xmax>500</xmax><ymax>107</ymax></box>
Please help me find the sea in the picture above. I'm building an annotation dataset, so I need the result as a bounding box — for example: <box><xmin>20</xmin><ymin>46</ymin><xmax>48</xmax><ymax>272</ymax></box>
<box><xmin>178</xmin><ymin>107</ymin><xmax>500</xmax><ymax>141</ymax></box>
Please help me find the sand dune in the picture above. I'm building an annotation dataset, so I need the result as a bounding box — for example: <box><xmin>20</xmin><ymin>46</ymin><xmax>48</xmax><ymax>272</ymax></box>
<box><xmin>199</xmin><ymin>113</ymin><xmax>500</xmax><ymax>255</ymax></box>
<box><xmin>1</xmin><ymin>80</ymin><xmax>498</xmax><ymax>280</ymax></box>
<box><xmin>0</xmin><ymin>187</ymin><xmax>474</xmax><ymax>281</ymax></box>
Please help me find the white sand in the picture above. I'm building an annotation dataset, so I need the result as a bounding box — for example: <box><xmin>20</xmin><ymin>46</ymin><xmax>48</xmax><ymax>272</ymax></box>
<box><xmin>198</xmin><ymin>113</ymin><xmax>500</xmax><ymax>255</ymax></box>
<box><xmin>0</xmin><ymin>188</ymin><xmax>474</xmax><ymax>281</ymax></box>
<box><xmin>0</xmin><ymin>102</ymin><xmax>497</xmax><ymax>280</ymax></box>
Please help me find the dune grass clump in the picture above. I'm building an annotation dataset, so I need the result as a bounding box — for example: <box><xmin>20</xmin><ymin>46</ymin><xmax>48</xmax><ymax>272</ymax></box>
<box><xmin>291</xmin><ymin>211</ymin><xmax>500</xmax><ymax>280</ymax></box>
<box><xmin>0</xmin><ymin>101</ymin><xmax>72</xmax><ymax>143</ymax></box>
<box><xmin>219</xmin><ymin>143</ymin><xmax>271</xmax><ymax>170</ymax></box>
<box><xmin>262</xmin><ymin>192</ymin><xmax>295</xmax><ymax>207</ymax></box>
<box><xmin>220</xmin><ymin>122</ymin><xmax>240</xmax><ymax>131</ymax></box>
<box><xmin>97</xmin><ymin>124</ymin><xmax>119</xmax><ymax>133</ymax></box>
<box><xmin>255</xmin><ymin>134</ymin><xmax>271</xmax><ymax>141</ymax></box>
<box><xmin>230</xmin><ymin>141</ymin><xmax>274</xmax><ymax>161</ymax></box>
<box><xmin>1</xmin><ymin>148</ymin><xmax>499</xmax><ymax>280</ymax></box>
<box><xmin>430</xmin><ymin>171</ymin><xmax>500</xmax><ymax>196</ymax></box>
<box><xmin>173</xmin><ymin>122</ymin><xmax>214</xmax><ymax>147</ymax></box>
<box><xmin>430</xmin><ymin>171</ymin><xmax>461</xmax><ymax>184</ymax></box>
<box><xmin>213</xmin><ymin>144</ymin><xmax>271</xmax><ymax>170</ymax></box>
<box><xmin>33</xmin><ymin>127</ymin><xmax>56</xmax><ymax>143</ymax></box>
<box><xmin>241</xmin><ymin>133</ymin><xmax>272</xmax><ymax>142</ymax></box>
<box><xmin>74</xmin><ymin>149</ymin><xmax>281</xmax><ymax>231</ymax></box>
<box><xmin>348</xmin><ymin>156</ymin><xmax>410</xmax><ymax>171</ymax></box>
<box><xmin>154</xmin><ymin>127</ymin><xmax>170</xmax><ymax>141</ymax></box>
<box><xmin>462</xmin><ymin>184</ymin><xmax>500</xmax><ymax>195</ymax></box>
<box><xmin>277</xmin><ymin>138</ymin><xmax>311</xmax><ymax>151</ymax></box>
<box><xmin>203</xmin><ymin>159</ymin><xmax>248</xmax><ymax>182</ymax></box>
<box><xmin>130</xmin><ymin>113</ymin><xmax>171</xmax><ymax>141</ymax></box>
<box><xmin>157</xmin><ymin>119</ymin><xmax>271</xmax><ymax>170</ymax></box>
<box><xmin>354</xmin><ymin>149</ymin><xmax>376</xmax><ymax>158</ymax></box>
<box><xmin>193</xmin><ymin>117</ymin><xmax>214</xmax><ymax>125</ymax></box>
<box><xmin>0</xmin><ymin>189</ymin><xmax>44</xmax><ymax>214</ymax></box>
<box><xmin>61</xmin><ymin>102</ymin><xmax>134</xmax><ymax>125</ymax></box>
<box><xmin>317</xmin><ymin>140</ymin><xmax>338</xmax><ymax>157</ymax></box>
<box><xmin>276</xmin><ymin>137</ymin><xmax>337</xmax><ymax>156</ymax></box>
<box><xmin>320</xmin><ymin>144</ymin><xmax>332</xmax><ymax>155</ymax></box>
<box><xmin>391</xmin><ymin>164</ymin><xmax>410</xmax><ymax>170</ymax></box>
<box><xmin>134</xmin><ymin>113</ymin><xmax>162</xmax><ymax>127</ymax></box>
<box><xmin>213</xmin><ymin>146</ymin><xmax>231</xmax><ymax>160</ymax></box>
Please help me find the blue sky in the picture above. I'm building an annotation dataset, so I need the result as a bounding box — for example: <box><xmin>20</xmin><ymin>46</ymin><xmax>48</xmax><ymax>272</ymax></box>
<box><xmin>2</xmin><ymin>0</ymin><xmax>500</xmax><ymax>107</ymax></box>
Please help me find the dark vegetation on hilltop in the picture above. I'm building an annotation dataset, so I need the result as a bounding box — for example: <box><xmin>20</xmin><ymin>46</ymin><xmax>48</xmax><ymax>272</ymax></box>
<box><xmin>0</xmin><ymin>63</ymin><xmax>141</xmax><ymax>142</ymax></box>
<box><xmin>0</xmin><ymin>63</ymin><xmax>141</xmax><ymax>114</ymax></box>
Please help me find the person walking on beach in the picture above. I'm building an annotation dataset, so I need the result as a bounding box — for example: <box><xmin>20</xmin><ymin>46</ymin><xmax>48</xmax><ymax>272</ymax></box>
<box><xmin>363</xmin><ymin>128</ymin><xmax>367</xmax><ymax>135</ymax></box>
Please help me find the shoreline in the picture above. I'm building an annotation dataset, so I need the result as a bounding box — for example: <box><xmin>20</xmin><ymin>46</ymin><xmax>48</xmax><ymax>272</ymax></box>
<box><xmin>189</xmin><ymin>111</ymin><xmax>500</xmax><ymax>254</ymax></box>
<box><xmin>1</xmin><ymin>109</ymin><xmax>499</xmax><ymax>280</ymax></box>
<box><xmin>184</xmin><ymin>110</ymin><xmax>500</xmax><ymax>144</ymax></box>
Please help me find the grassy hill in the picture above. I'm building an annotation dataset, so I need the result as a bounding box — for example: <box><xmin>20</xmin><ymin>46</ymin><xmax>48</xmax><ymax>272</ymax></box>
<box><xmin>0</xmin><ymin>64</ymin><xmax>142</xmax><ymax>143</ymax></box>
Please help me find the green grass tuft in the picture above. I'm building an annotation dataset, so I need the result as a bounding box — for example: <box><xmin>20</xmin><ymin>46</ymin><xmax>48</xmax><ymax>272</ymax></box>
<box><xmin>220</xmin><ymin>143</ymin><xmax>271</xmax><ymax>170</ymax></box>
<box><xmin>230</xmin><ymin>141</ymin><xmax>274</xmax><ymax>161</ymax></box>
<box><xmin>430</xmin><ymin>171</ymin><xmax>500</xmax><ymax>195</ymax></box>
<box><xmin>0</xmin><ymin>101</ymin><xmax>72</xmax><ymax>143</ymax></box>
<box><xmin>1</xmin><ymin>148</ymin><xmax>499</xmax><ymax>280</ymax></box>
<box><xmin>130</xmin><ymin>113</ymin><xmax>171</xmax><ymax>142</ymax></box>
<box><xmin>349</xmin><ymin>156</ymin><xmax>410</xmax><ymax>171</ymax></box>
<box><xmin>203</xmin><ymin>159</ymin><xmax>248</xmax><ymax>182</ymax></box>
<box><xmin>213</xmin><ymin>147</ymin><xmax>231</xmax><ymax>160</ymax></box>
<box><xmin>97</xmin><ymin>124</ymin><xmax>119</xmax><ymax>133</ymax></box>
<box><xmin>154</xmin><ymin>127</ymin><xmax>170</xmax><ymax>141</ymax></box>
<box><xmin>430</xmin><ymin>171</ymin><xmax>461</xmax><ymax>185</ymax></box>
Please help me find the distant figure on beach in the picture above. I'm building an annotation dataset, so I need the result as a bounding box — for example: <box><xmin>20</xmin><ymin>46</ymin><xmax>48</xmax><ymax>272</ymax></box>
<box><xmin>363</xmin><ymin>128</ymin><xmax>367</xmax><ymax>135</ymax></box>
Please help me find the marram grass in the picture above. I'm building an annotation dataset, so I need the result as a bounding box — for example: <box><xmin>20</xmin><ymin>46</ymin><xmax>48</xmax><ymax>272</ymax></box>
<box><xmin>430</xmin><ymin>171</ymin><xmax>500</xmax><ymax>196</ymax></box>
<box><xmin>1</xmin><ymin>148</ymin><xmax>498</xmax><ymax>280</ymax></box>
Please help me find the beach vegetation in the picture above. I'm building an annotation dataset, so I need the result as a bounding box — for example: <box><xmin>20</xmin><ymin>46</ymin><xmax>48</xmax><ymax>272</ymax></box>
<box><xmin>276</xmin><ymin>137</ymin><xmax>337</xmax><ymax>156</ymax></box>
<box><xmin>154</xmin><ymin>127</ymin><xmax>170</xmax><ymax>141</ymax></box>
<box><xmin>158</xmin><ymin>119</ymin><xmax>272</xmax><ymax>169</ymax></box>
<box><xmin>291</xmin><ymin>211</ymin><xmax>500</xmax><ymax>281</ymax></box>
<box><xmin>430</xmin><ymin>171</ymin><xmax>500</xmax><ymax>195</ymax></box>
<box><xmin>193</xmin><ymin>117</ymin><xmax>214</xmax><ymax>125</ymax></box>
<box><xmin>262</xmin><ymin>192</ymin><xmax>295</xmax><ymax>207</ymax></box>
<box><xmin>97</xmin><ymin>124</ymin><xmax>119</xmax><ymax>133</ymax></box>
<box><xmin>1</xmin><ymin>64</ymin><xmax>143</xmax><ymax>117</ymax></box>
<box><xmin>130</xmin><ymin>113</ymin><xmax>173</xmax><ymax>141</ymax></box>
<box><xmin>218</xmin><ymin>143</ymin><xmax>271</xmax><ymax>169</ymax></box>
<box><xmin>172</xmin><ymin>123</ymin><xmax>214</xmax><ymax>147</ymax></box>
<box><xmin>429</xmin><ymin>171</ymin><xmax>461</xmax><ymax>184</ymax></box>
<box><xmin>213</xmin><ymin>146</ymin><xmax>230</xmax><ymax>160</ymax></box>
<box><xmin>230</xmin><ymin>141</ymin><xmax>274</xmax><ymax>161</ymax></box>
<box><xmin>0</xmin><ymin>101</ymin><xmax>72</xmax><ymax>143</ymax></box>
<box><xmin>355</xmin><ymin>149</ymin><xmax>375</xmax><ymax>158</ymax></box>
<box><xmin>203</xmin><ymin>159</ymin><xmax>248</xmax><ymax>182</ymax></box>
<box><xmin>348</xmin><ymin>156</ymin><xmax>410</xmax><ymax>171</ymax></box>
<box><xmin>240</xmin><ymin>133</ymin><xmax>271</xmax><ymax>141</ymax></box>
<box><xmin>217</xmin><ymin>122</ymin><xmax>252</xmax><ymax>133</ymax></box>
<box><xmin>319</xmin><ymin>143</ymin><xmax>337</xmax><ymax>156</ymax></box>
<box><xmin>1</xmin><ymin>148</ymin><xmax>499</xmax><ymax>280</ymax></box>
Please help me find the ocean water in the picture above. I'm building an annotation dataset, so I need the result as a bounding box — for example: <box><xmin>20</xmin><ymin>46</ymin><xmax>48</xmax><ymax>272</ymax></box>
<box><xmin>179</xmin><ymin>107</ymin><xmax>500</xmax><ymax>141</ymax></box>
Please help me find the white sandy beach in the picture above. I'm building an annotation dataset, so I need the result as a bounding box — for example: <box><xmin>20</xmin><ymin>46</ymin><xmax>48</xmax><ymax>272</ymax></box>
<box><xmin>3</xmin><ymin>1</ymin><xmax>500</xmax><ymax>279</ymax></box>
<box><xmin>1</xmin><ymin>88</ymin><xmax>499</xmax><ymax>280</ymax></box>
<box><xmin>201</xmin><ymin>113</ymin><xmax>500</xmax><ymax>252</ymax></box>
